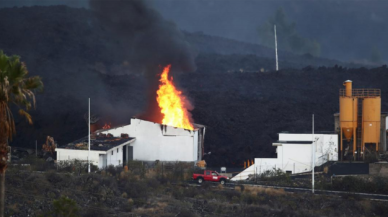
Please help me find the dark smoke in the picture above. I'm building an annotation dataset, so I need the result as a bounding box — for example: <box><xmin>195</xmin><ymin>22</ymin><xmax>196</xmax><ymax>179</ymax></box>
<box><xmin>89</xmin><ymin>0</ymin><xmax>197</xmax><ymax>123</ymax></box>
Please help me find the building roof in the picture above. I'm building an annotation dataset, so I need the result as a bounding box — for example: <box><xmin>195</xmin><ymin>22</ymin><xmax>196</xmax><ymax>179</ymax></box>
<box><xmin>59</xmin><ymin>136</ymin><xmax>135</xmax><ymax>151</ymax></box>
<box><xmin>276</xmin><ymin>140</ymin><xmax>312</xmax><ymax>144</ymax></box>
<box><xmin>279</xmin><ymin>131</ymin><xmax>337</xmax><ymax>135</ymax></box>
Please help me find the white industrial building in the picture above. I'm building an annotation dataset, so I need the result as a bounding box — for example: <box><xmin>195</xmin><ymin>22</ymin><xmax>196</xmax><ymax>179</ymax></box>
<box><xmin>232</xmin><ymin>132</ymin><xmax>338</xmax><ymax>181</ymax></box>
<box><xmin>56</xmin><ymin>118</ymin><xmax>205</xmax><ymax>169</ymax></box>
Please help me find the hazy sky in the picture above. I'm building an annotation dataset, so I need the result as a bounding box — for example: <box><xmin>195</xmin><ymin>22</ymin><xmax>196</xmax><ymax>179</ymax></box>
<box><xmin>1</xmin><ymin>0</ymin><xmax>387</xmax><ymax>62</ymax></box>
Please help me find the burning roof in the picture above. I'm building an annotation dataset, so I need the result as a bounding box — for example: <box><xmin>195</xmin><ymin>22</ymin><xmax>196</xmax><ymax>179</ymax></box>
<box><xmin>61</xmin><ymin>134</ymin><xmax>135</xmax><ymax>151</ymax></box>
<box><xmin>156</xmin><ymin>65</ymin><xmax>194</xmax><ymax>130</ymax></box>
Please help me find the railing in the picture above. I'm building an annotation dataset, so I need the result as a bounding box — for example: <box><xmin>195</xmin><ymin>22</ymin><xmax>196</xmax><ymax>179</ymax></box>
<box><xmin>339</xmin><ymin>89</ymin><xmax>381</xmax><ymax>98</ymax></box>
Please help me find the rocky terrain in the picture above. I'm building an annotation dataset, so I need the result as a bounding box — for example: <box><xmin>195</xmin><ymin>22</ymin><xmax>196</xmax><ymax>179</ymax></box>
<box><xmin>0</xmin><ymin>6</ymin><xmax>387</xmax><ymax>167</ymax></box>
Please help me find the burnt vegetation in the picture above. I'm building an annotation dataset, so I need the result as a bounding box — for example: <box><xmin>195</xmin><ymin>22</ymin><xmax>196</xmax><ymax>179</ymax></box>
<box><xmin>5</xmin><ymin>161</ymin><xmax>388</xmax><ymax>217</ymax></box>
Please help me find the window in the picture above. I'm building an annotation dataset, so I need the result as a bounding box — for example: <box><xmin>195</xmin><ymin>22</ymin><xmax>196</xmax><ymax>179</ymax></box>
<box><xmin>111</xmin><ymin>151</ymin><xmax>113</xmax><ymax>155</ymax></box>
<box><xmin>117</xmin><ymin>148</ymin><xmax>119</xmax><ymax>153</ymax></box>
<box><xmin>206</xmin><ymin>171</ymin><xmax>210</xmax><ymax>175</ymax></box>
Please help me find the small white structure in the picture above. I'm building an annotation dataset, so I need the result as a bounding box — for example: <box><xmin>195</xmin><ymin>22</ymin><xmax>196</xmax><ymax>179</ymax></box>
<box><xmin>56</xmin><ymin>118</ymin><xmax>205</xmax><ymax>169</ymax></box>
<box><xmin>232</xmin><ymin>132</ymin><xmax>338</xmax><ymax>181</ymax></box>
<box><xmin>56</xmin><ymin>136</ymin><xmax>136</xmax><ymax>168</ymax></box>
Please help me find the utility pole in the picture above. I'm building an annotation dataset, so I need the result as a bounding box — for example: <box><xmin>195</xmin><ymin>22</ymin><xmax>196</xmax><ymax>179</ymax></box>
<box><xmin>312</xmin><ymin>114</ymin><xmax>315</xmax><ymax>193</ymax></box>
<box><xmin>274</xmin><ymin>25</ymin><xmax>279</xmax><ymax>71</ymax></box>
<box><xmin>88</xmin><ymin>98</ymin><xmax>91</xmax><ymax>173</ymax></box>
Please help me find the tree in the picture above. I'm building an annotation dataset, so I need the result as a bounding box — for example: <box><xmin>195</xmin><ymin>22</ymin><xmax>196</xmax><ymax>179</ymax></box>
<box><xmin>0</xmin><ymin>50</ymin><xmax>43</xmax><ymax>217</ymax></box>
<box><xmin>258</xmin><ymin>8</ymin><xmax>321</xmax><ymax>57</ymax></box>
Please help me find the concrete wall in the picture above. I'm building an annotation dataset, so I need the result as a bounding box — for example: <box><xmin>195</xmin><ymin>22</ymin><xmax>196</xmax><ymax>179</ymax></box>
<box><xmin>106</xmin><ymin>146</ymin><xmax>124</xmax><ymax>167</ymax></box>
<box><xmin>369</xmin><ymin>163</ymin><xmax>388</xmax><ymax>177</ymax></box>
<box><xmin>57</xmin><ymin>145</ymin><xmax>125</xmax><ymax>169</ymax></box>
<box><xmin>255</xmin><ymin>133</ymin><xmax>338</xmax><ymax>175</ymax></box>
<box><xmin>56</xmin><ymin>148</ymin><xmax>105</xmax><ymax>166</ymax></box>
<box><xmin>104</xmin><ymin>118</ymin><xmax>200</xmax><ymax>162</ymax></box>
<box><xmin>379</xmin><ymin>114</ymin><xmax>387</xmax><ymax>152</ymax></box>
<box><xmin>99</xmin><ymin>154</ymin><xmax>107</xmax><ymax>169</ymax></box>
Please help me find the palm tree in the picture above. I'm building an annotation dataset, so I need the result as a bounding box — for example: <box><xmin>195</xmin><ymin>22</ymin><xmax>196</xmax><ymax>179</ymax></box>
<box><xmin>0</xmin><ymin>50</ymin><xmax>43</xmax><ymax>217</ymax></box>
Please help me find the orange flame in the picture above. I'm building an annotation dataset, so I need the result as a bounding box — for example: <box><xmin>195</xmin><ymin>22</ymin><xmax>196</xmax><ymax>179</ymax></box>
<box><xmin>156</xmin><ymin>65</ymin><xmax>194</xmax><ymax>130</ymax></box>
<box><xmin>102</xmin><ymin>123</ymin><xmax>111</xmax><ymax>129</ymax></box>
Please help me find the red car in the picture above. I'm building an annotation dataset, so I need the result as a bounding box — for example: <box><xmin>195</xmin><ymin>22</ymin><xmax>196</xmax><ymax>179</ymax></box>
<box><xmin>192</xmin><ymin>170</ymin><xmax>229</xmax><ymax>185</ymax></box>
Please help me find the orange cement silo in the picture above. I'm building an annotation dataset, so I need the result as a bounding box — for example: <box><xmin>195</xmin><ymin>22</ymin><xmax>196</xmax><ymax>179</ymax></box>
<box><xmin>362</xmin><ymin>97</ymin><xmax>381</xmax><ymax>153</ymax></box>
<box><xmin>339</xmin><ymin>80</ymin><xmax>358</xmax><ymax>160</ymax></box>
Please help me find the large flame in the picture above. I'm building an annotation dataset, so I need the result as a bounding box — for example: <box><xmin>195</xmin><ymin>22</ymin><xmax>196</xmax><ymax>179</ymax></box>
<box><xmin>156</xmin><ymin>65</ymin><xmax>194</xmax><ymax>130</ymax></box>
<box><xmin>102</xmin><ymin>123</ymin><xmax>111</xmax><ymax>129</ymax></box>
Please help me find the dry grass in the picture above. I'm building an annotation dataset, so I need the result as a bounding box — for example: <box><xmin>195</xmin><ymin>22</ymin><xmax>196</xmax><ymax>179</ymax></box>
<box><xmin>145</xmin><ymin>169</ymin><xmax>158</xmax><ymax>179</ymax></box>
<box><xmin>236</xmin><ymin>185</ymin><xmax>286</xmax><ymax>196</ymax></box>
<box><xmin>216</xmin><ymin>184</ymin><xmax>224</xmax><ymax>190</ymax></box>
<box><xmin>360</xmin><ymin>200</ymin><xmax>372</xmax><ymax>212</ymax></box>
<box><xmin>133</xmin><ymin>201</ymin><xmax>169</xmax><ymax>216</ymax></box>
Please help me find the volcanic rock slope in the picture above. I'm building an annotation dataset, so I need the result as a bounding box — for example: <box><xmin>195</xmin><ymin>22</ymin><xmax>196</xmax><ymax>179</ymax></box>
<box><xmin>1</xmin><ymin>6</ymin><xmax>387</xmax><ymax>166</ymax></box>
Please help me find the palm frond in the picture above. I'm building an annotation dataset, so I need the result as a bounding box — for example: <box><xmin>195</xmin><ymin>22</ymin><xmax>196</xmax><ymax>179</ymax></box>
<box><xmin>24</xmin><ymin>76</ymin><xmax>43</xmax><ymax>91</ymax></box>
<box><xmin>18</xmin><ymin>109</ymin><xmax>33</xmax><ymax>125</ymax></box>
<box><xmin>0</xmin><ymin>50</ymin><xmax>43</xmax><ymax>141</ymax></box>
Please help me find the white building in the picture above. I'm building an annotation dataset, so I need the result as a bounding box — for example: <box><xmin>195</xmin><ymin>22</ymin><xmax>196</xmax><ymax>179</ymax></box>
<box><xmin>56</xmin><ymin>118</ymin><xmax>205</xmax><ymax>169</ymax></box>
<box><xmin>232</xmin><ymin>132</ymin><xmax>338</xmax><ymax>181</ymax></box>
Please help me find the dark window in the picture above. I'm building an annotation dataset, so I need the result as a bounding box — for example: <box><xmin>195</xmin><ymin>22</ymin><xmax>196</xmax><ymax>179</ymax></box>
<box><xmin>206</xmin><ymin>171</ymin><xmax>210</xmax><ymax>175</ymax></box>
<box><xmin>117</xmin><ymin>148</ymin><xmax>119</xmax><ymax>153</ymax></box>
<box><xmin>111</xmin><ymin>151</ymin><xmax>113</xmax><ymax>155</ymax></box>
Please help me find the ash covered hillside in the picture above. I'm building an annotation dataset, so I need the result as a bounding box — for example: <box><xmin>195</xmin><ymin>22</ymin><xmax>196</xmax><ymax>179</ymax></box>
<box><xmin>0</xmin><ymin>6</ymin><xmax>386</xmax><ymax>166</ymax></box>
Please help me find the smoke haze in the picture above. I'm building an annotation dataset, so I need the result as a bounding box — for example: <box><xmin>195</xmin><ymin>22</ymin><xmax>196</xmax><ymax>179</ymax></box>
<box><xmin>89</xmin><ymin>0</ymin><xmax>196</xmax><ymax>123</ymax></box>
<box><xmin>2</xmin><ymin>0</ymin><xmax>387</xmax><ymax>62</ymax></box>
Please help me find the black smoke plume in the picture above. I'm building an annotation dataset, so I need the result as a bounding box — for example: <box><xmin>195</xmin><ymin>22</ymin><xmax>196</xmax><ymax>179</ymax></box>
<box><xmin>89</xmin><ymin>0</ymin><xmax>196</xmax><ymax>123</ymax></box>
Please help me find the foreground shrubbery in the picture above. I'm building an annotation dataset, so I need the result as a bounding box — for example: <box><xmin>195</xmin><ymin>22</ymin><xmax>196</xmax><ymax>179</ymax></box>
<box><xmin>5</xmin><ymin>161</ymin><xmax>388</xmax><ymax>216</ymax></box>
<box><xmin>331</xmin><ymin>175</ymin><xmax>388</xmax><ymax>194</ymax></box>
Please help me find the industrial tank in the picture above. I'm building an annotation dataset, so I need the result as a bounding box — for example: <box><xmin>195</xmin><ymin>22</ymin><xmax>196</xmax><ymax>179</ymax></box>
<box><xmin>339</xmin><ymin>80</ymin><xmax>358</xmax><ymax>160</ymax></box>
<box><xmin>340</xmin><ymin>97</ymin><xmax>358</xmax><ymax>141</ymax></box>
<box><xmin>340</xmin><ymin>80</ymin><xmax>358</xmax><ymax>141</ymax></box>
<box><xmin>362</xmin><ymin>97</ymin><xmax>381</xmax><ymax>151</ymax></box>
<box><xmin>338</xmin><ymin>80</ymin><xmax>382</xmax><ymax>160</ymax></box>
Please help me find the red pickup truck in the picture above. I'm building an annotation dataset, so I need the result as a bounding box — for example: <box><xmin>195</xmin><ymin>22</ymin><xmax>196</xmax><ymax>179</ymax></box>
<box><xmin>192</xmin><ymin>170</ymin><xmax>229</xmax><ymax>185</ymax></box>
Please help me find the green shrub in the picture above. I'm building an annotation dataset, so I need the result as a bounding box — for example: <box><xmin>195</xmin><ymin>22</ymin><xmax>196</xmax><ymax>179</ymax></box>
<box><xmin>259</xmin><ymin>168</ymin><xmax>292</xmax><ymax>185</ymax></box>
<box><xmin>332</xmin><ymin>176</ymin><xmax>388</xmax><ymax>194</ymax></box>
<box><xmin>51</xmin><ymin>196</ymin><xmax>80</xmax><ymax>217</ymax></box>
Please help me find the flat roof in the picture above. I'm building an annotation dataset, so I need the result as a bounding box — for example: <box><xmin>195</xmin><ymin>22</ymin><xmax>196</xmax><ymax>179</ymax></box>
<box><xmin>275</xmin><ymin>140</ymin><xmax>312</xmax><ymax>144</ymax></box>
<box><xmin>278</xmin><ymin>132</ymin><xmax>337</xmax><ymax>135</ymax></box>
<box><xmin>59</xmin><ymin>136</ymin><xmax>135</xmax><ymax>151</ymax></box>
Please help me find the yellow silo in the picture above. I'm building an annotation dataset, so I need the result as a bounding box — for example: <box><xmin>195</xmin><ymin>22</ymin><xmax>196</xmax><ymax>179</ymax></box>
<box><xmin>362</xmin><ymin>97</ymin><xmax>381</xmax><ymax>152</ymax></box>
<box><xmin>339</xmin><ymin>80</ymin><xmax>358</xmax><ymax>159</ymax></box>
<box><xmin>338</xmin><ymin>80</ymin><xmax>382</xmax><ymax>161</ymax></box>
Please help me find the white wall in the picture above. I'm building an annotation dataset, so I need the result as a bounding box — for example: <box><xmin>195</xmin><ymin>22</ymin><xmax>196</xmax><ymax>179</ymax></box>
<box><xmin>255</xmin><ymin>133</ymin><xmax>338</xmax><ymax>175</ymax></box>
<box><xmin>56</xmin><ymin>148</ymin><xmax>105</xmax><ymax>166</ymax></box>
<box><xmin>104</xmin><ymin>118</ymin><xmax>199</xmax><ymax>162</ymax></box>
<box><xmin>106</xmin><ymin>146</ymin><xmax>124</xmax><ymax>167</ymax></box>
<box><xmin>99</xmin><ymin>154</ymin><xmax>107</xmax><ymax>169</ymax></box>
<box><xmin>56</xmin><ymin>144</ymin><xmax>127</xmax><ymax>169</ymax></box>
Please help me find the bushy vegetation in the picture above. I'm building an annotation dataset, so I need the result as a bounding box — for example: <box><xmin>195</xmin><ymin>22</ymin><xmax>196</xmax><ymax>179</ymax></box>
<box><xmin>258</xmin><ymin>168</ymin><xmax>292</xmax><ymax>184</ymax></box>
<box><xmin>5</xmin><ymin>161</ymin><xmax>388</xmax><ymax>216</ymax></box>
<box><xmin>332</xmin><ymin>175</ymin><xmax>388</xmax><ymax>194</ymax></box>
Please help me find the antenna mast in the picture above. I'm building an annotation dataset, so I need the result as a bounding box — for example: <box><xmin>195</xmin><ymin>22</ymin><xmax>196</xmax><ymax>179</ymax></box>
<box><xmin>274</xmin><ymin>25</ymin><xmax>279</xmax><ymax>71</ymax></box>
